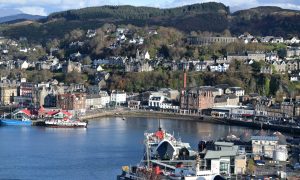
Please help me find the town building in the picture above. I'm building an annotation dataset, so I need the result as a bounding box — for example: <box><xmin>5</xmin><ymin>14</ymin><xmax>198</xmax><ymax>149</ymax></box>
<box><xmin>110</xmin><ymin>90</ymin><xmax>127</xmax><ymax>105</ymax></box>
<box><xmin>57</xmin><ymin>93</ymin><xmax>86</xmax><ymax>113</ymax></box>
<box><xmin>85</xmin><ymin>95</ymin><xmax>103</xmax><ymax>109</ymax></box>
<box><xmin>251</xmin><ymin>136</ymin><xmax>279</xmax><ymax>158</ymax></box>
<box><xmin>286</xmin><ymin>46</ymin><xmax>300</xmax><ymax>57</ymax></box>
<box><xmin>213</xmin><ymin>94</ymin><xmax>239</xmax><ymax>107</ymax></box>
<box><xmin>204</xmin><ymin>141</ymin><xmax>246</xmax><ymax>176</ymax></box>
<box><xmin>62</xmin><ymin>60</ymin><xmax>82</xmax><ymax>73</ymax></box>
<box><xmin>225</xmin><ymin>87</ymin><xmax>245</xmax><ymax>97</ymax></box>
<box><xmin>180</xmin><ymin>86</ymin><xmax>215</xmax><ymax>114</ymax></box>
<box><xmin>0</xmin><ymin>80</ymin><xmax>18</xmax><ymax>105</ymax></box>
<box><xmin>128</xmin><ymin>100</ymin><xmax>141</xmax><ymax>109</ymax></box>
<box><xmin>187</xmin><ymin>36</ymin><xmax>237</xmax><ymax>46</ymax></box>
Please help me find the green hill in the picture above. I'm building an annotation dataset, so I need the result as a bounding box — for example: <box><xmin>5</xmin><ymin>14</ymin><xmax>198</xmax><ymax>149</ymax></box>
<box><xmin>1</xmin><ymin>3</ymin><xmax>300</xmax><ymax>42</ymax></box>
<box><xmin>231</xmin><ymin>6</ymin><xmax>300</xmax><ymax>36</ymax></box>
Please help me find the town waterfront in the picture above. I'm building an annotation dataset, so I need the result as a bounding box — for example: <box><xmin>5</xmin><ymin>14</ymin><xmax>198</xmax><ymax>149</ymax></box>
<box><xmin>0</xmin><ymin>117</ymin><xmax>262</xmax><ymax>180</ymax></box>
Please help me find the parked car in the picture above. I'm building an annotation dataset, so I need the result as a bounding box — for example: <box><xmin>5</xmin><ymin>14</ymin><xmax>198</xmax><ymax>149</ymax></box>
<box><xmin>293</xmin><ymin>163</ymin><xmax>300</xmax><ymax>170</ymax></box>
<box><xmin>255</xmin><ymin>160</ymin><xmax>265</xmax><ymax>166</ymax></box>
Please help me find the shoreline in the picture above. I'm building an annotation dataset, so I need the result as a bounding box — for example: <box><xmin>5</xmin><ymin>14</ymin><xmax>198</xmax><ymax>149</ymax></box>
<box><xmin>80</xmin><ymin>110</ymin><xmax>300</xmax><ymax>135</ymax></box>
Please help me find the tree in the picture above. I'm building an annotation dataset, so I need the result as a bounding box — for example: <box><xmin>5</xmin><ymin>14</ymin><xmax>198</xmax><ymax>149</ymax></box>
<box><xmin>27</xmin><ymin>70</ymin><xmax>53</xmax><ymax>83</ymax></box>
<box><xmin>246</xmin><ymin>159</ymin><xmax>256</xmax><ymax>175</ymax></box>
<box><xmin>64</xmin><ymin>71</ymin><xmax>86</xmax><ymax>84</ymax></box>
<box><xmin>68</xmin><ymin>29</ymin><xmax>84</xmax><ymax>42</ymax></box>
<box><xmin>82</xmin><ymin>56</ymin><xmax>92</xmax><ymax>65</ymax></box>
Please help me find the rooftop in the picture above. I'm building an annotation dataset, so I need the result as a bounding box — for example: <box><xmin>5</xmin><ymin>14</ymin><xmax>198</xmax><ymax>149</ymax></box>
<box><xmin>215</xmin><ymin>141</ymin><xmax>234</xmax><ymax>147</ymax></box>
<box><xmin>251</xmin><ymin>136</ymin><xmax>279</xmax><ymax>141</ymax></box>
<box><xmin>204</xmin><ymin>150</ymin><xmax>237</xmax><ymax>159</ymax></box>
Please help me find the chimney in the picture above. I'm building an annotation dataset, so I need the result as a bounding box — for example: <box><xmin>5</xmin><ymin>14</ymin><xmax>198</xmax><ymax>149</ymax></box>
<box><xmin>183</xmin><ymin>71</ymin><xmax>187</xmax><ymax>90</ymax></box>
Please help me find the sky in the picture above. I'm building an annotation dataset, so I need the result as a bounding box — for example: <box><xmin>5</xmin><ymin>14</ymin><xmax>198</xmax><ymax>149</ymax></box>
<box><xmin>0</xmin><ymin>0</ymin><xmax>300</xmax><ymax>17</ymax></box>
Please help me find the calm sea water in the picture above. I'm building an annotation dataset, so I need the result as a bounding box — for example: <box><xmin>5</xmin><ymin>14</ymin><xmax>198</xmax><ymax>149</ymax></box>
<box><xmin>0</xmin><ymin>117</ymin><xmax>259</xmax><ymax>180</ymax></box>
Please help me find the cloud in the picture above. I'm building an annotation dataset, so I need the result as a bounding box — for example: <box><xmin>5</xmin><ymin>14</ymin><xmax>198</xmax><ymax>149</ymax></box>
<box><xmin>18</xmin><ymin>6</ymin><xmax>47</xmax><ymax>16</ymax></box>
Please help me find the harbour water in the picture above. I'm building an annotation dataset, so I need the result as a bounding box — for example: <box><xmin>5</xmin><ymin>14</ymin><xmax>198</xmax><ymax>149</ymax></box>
<box><xmin>0</xmin><ymin>117</ymin><xmax>261</xmax><ymax>180</ymax></box>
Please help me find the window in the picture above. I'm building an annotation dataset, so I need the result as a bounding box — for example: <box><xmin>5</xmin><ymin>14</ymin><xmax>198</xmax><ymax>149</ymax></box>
<box><xmin>220</xmin><ymin>162</ymin><xmax>229</xmax><ymax>173</ymax></box>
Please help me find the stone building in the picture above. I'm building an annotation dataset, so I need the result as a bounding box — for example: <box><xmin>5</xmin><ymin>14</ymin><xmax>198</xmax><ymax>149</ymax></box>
<box><xmin>187</xmin><ymin>36</ymin><xmax>237</xmax><ymax>46</ymax></box>
<box><xmin>286</xmin><ymin>60</ymin><xmax>299</xmax><ymax>72</ymax></box>
<box><xmin>0</xmin><ymin>80</ymin><xmax>18</xmax><ymax>105</ymax></box>
<box><xmin>57</xmin><ymin>93</ymin><xmax>86</xmax><ymax>112</ymax></box>
<box><xmin>85</xmin><ymin>95</ymin><xmax>103</xmax><ymax>109</ymax></box>
<box><xmin>180</xmin><ymin>86</ymin><xmax>215</xmax><ymax>114</ymax></box>
<box><xmin>62</xmin><ymin>60</ymin><xmax>82</xmax><ymax>73</ymax></box>
<box><xmin>286</xmin><ymin>46</ymin><xmax>300</xmax><ymax>57</ymax></box>
<box><xmin>213</xmin><ymin>94</ymin><xmax>239</xmax><ymax>107</ymax></box>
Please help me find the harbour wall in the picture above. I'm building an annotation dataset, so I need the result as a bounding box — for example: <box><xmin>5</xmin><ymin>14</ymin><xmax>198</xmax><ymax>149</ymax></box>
<box><xmin>80</xmin><ymin>110</ymin><xmax>300</xmax><ymax>135</ymax></box>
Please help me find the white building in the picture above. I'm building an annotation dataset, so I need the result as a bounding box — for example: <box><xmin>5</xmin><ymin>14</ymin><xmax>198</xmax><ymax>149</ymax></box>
<box><xmin>99</xmin><ymin>91</ymin><xmax>110</xmax><ymax>107</ymax></box>
<box><xmin>148</xmin><ymin>95</ymin><xmax>166</xmax><ymax>109</ymax></box>
<box><xmin>110</xmin><ymin>90</ymin><xmax>126</xmax><ymax>105</ymax></box>
<box><xmin>21</xmin><ymin>61</ymin><xmax>29</xmax><ymax>70</ymax></box>
<box><xmin>285</xmin><ymin>37</ymin><xmax>300</xmax><ymax>44</ymax></box>
<box><xmin>144</xmin><ymin>51</ymin><xmax>150</xmax><ymax>60</ymax></box>
<box><xmin>251</xmin><ymin>136</ymin><xmax>279</xmax><ymax>158</ymax></box>
<box><xmin>209</xmin><ymin>63</ymin><xmax>229</xmax><ymax>72</ymax></box>
<box><xmin>225</xmin><ymin>87</ymin><xmax>245</xmax><ymax>97</ymax></box>
<box><xmin>204</xmin><ymin>142</ymin><xmax>246</xmax><ymax>176</ymax></box>
<box><xmin>19</xmin><ymin>47</ymin><xmax>28</xmax><ymax>53</ymax></box>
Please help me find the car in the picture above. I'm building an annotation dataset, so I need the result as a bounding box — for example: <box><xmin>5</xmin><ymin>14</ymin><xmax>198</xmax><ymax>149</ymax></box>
<box><xmin>294</xmin><ymin>163</ymin><xmax>300</xmax><ymax>170</ymax></box>
<box><xmin>255</xmin><ymin>160</ymin><xmax>265</xmax><ymax>166</ymax></box>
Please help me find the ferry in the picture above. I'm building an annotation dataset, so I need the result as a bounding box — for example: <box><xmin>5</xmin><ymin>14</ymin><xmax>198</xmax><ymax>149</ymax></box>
<box><xmin>45</xmin><ymin>118</ymin><xmax>87</xmax><ymax>128</ymax></box>
<box><xmin>117</xmin><ymin>124</ymin><xmax>224</xmax><ymax>180</ymax></box>
<box><xmin>145</xmin><ymin>127</ymin><xmax>197</xmax><ymax>160</ymax></box>
<box><xmin>39</xmin><ymin>108</ymin><xmax>87</xmax><ymax>128</ymax></box>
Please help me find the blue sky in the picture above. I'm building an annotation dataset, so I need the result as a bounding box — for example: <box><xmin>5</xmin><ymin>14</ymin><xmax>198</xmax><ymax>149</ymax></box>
<box><xmin>0</xmin><ymin>0</ymin><xmax>300</xmax><ymax>16</ymax></box>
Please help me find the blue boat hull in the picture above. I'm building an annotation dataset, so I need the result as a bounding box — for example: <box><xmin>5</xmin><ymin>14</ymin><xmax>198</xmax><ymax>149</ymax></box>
<box><xmin>0</xmin><ymin>119</ymin><xmax>32</xmax><ymax>126</ymax></box>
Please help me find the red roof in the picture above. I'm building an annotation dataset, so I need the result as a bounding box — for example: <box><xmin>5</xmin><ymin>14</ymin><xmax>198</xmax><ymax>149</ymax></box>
<box><xmin>62</xmin><ymin>111</ymin><xmax>72</xmax><ymax>117</ymax></box>
<box><xmin>47</xmin><ymin>111</ymin><xmax>59</xmax><ymax>116</ymax></box>
<box><xmin>38</xmin><ymin>106</ymin><xmax>45</xmax><ymax>113</ymax></box>
<box><xmin>21</xmin><ymin>109</ymin><xmax>32</xmax><ymax>116</ymax></box>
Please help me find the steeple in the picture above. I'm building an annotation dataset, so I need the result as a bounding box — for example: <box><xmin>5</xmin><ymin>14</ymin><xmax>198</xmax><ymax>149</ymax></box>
<box><xmin>136</xmin><ymin>49</ymin><xmax>140</xmax><ymax>60</ymax></box>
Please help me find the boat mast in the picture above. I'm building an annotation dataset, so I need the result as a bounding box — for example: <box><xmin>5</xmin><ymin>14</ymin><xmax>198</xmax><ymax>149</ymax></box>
<box><xmin>146</xmin><ymin>137</ymin><xmax>150</xmax><ymax>168</ymax></box>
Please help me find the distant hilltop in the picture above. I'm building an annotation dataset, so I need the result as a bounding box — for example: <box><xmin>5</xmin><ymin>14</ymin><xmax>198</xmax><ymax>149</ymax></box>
<box><xmin>1</xmin><ymin>2</ymin><xmax>300</xmax><ymax>41</ymax></box>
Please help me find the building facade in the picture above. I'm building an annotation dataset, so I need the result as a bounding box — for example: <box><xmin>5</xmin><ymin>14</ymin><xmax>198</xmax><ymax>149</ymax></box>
<box><xmin>57</xmin><ymin>93</ymin><xmax>86</xmax><ymax>112</ymax></box>
<box><xmin>180</xmin><ymin>86</ymin><xmax>215</xmax><ymax>114</ymax></box>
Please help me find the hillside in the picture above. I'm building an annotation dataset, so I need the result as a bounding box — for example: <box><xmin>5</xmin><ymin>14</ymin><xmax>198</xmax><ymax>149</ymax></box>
<box><xmin>1</xmin><ymin>3</ymin><xmax>300</xmax><ymax>42</ymax></box>
<box><xmin>231</xmin><ymin>6</ymin><xmax>300</xmax><ymax>36</ymax></box>
<box><xmin>0</xmin><ymin>14</ymin><xmax>45</xmax><ymax>24</ymax></box>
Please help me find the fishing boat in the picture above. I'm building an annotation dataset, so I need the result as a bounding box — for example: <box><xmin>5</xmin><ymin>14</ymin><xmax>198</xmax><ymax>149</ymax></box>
<box><xmin>0</xmin><ymin>109</ymin><xmax>32</xmax><ymax>126</ymax></box>
<box><xmin>0</xmin><ymin>118</ymin><xmax>32</xmax><ymax>126</ymax></box>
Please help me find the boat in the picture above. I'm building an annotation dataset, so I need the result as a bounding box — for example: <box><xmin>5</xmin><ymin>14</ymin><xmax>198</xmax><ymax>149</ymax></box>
<box><xmin>145</xmin><ymin>127</ymin><xmax>197</xmax><ymax>160</ymax></box>
<box><xmin>0</xmin><ymin>118</ymin><xmax>32</xmax><ymax>126</ymax></box>
<box><xmin>0</xmin><ymin>109</ymin><xmax>32</xmax><ymax>126</ymax></box>
<box><xmin>118</xmin><ymin>123</ymin><xmax>224</xmax><ymax>180</ymax></box>
<box><xmin>44</xmin><ymin>118</ymin><xmax>87</xmax><ymax>128</ymax></box>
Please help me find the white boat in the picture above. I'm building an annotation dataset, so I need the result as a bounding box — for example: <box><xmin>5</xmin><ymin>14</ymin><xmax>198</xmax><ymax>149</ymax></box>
<box><xmin>145</xmin><ymin>127</ymin><xmax>197</xmax><ymax>160</ymax></box>
<box><xmin>45</xmin><ymin>118</ymin><xmax>87</xmax><ymax>128</ymax></box>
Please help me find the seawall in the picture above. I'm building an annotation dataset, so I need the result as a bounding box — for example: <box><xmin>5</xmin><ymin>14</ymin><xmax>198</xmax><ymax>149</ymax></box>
<box><xmin>80</xmin><ymin>110</ymin><xmax>300</xmax><ymax>135</ymax></box>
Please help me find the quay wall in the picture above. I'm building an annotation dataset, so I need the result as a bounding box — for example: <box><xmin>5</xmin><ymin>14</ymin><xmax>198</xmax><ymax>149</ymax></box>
<box><xmin>79</xmin><ymin>110</ymin><xmax>300</xmax><ymax>135</ymax></box>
